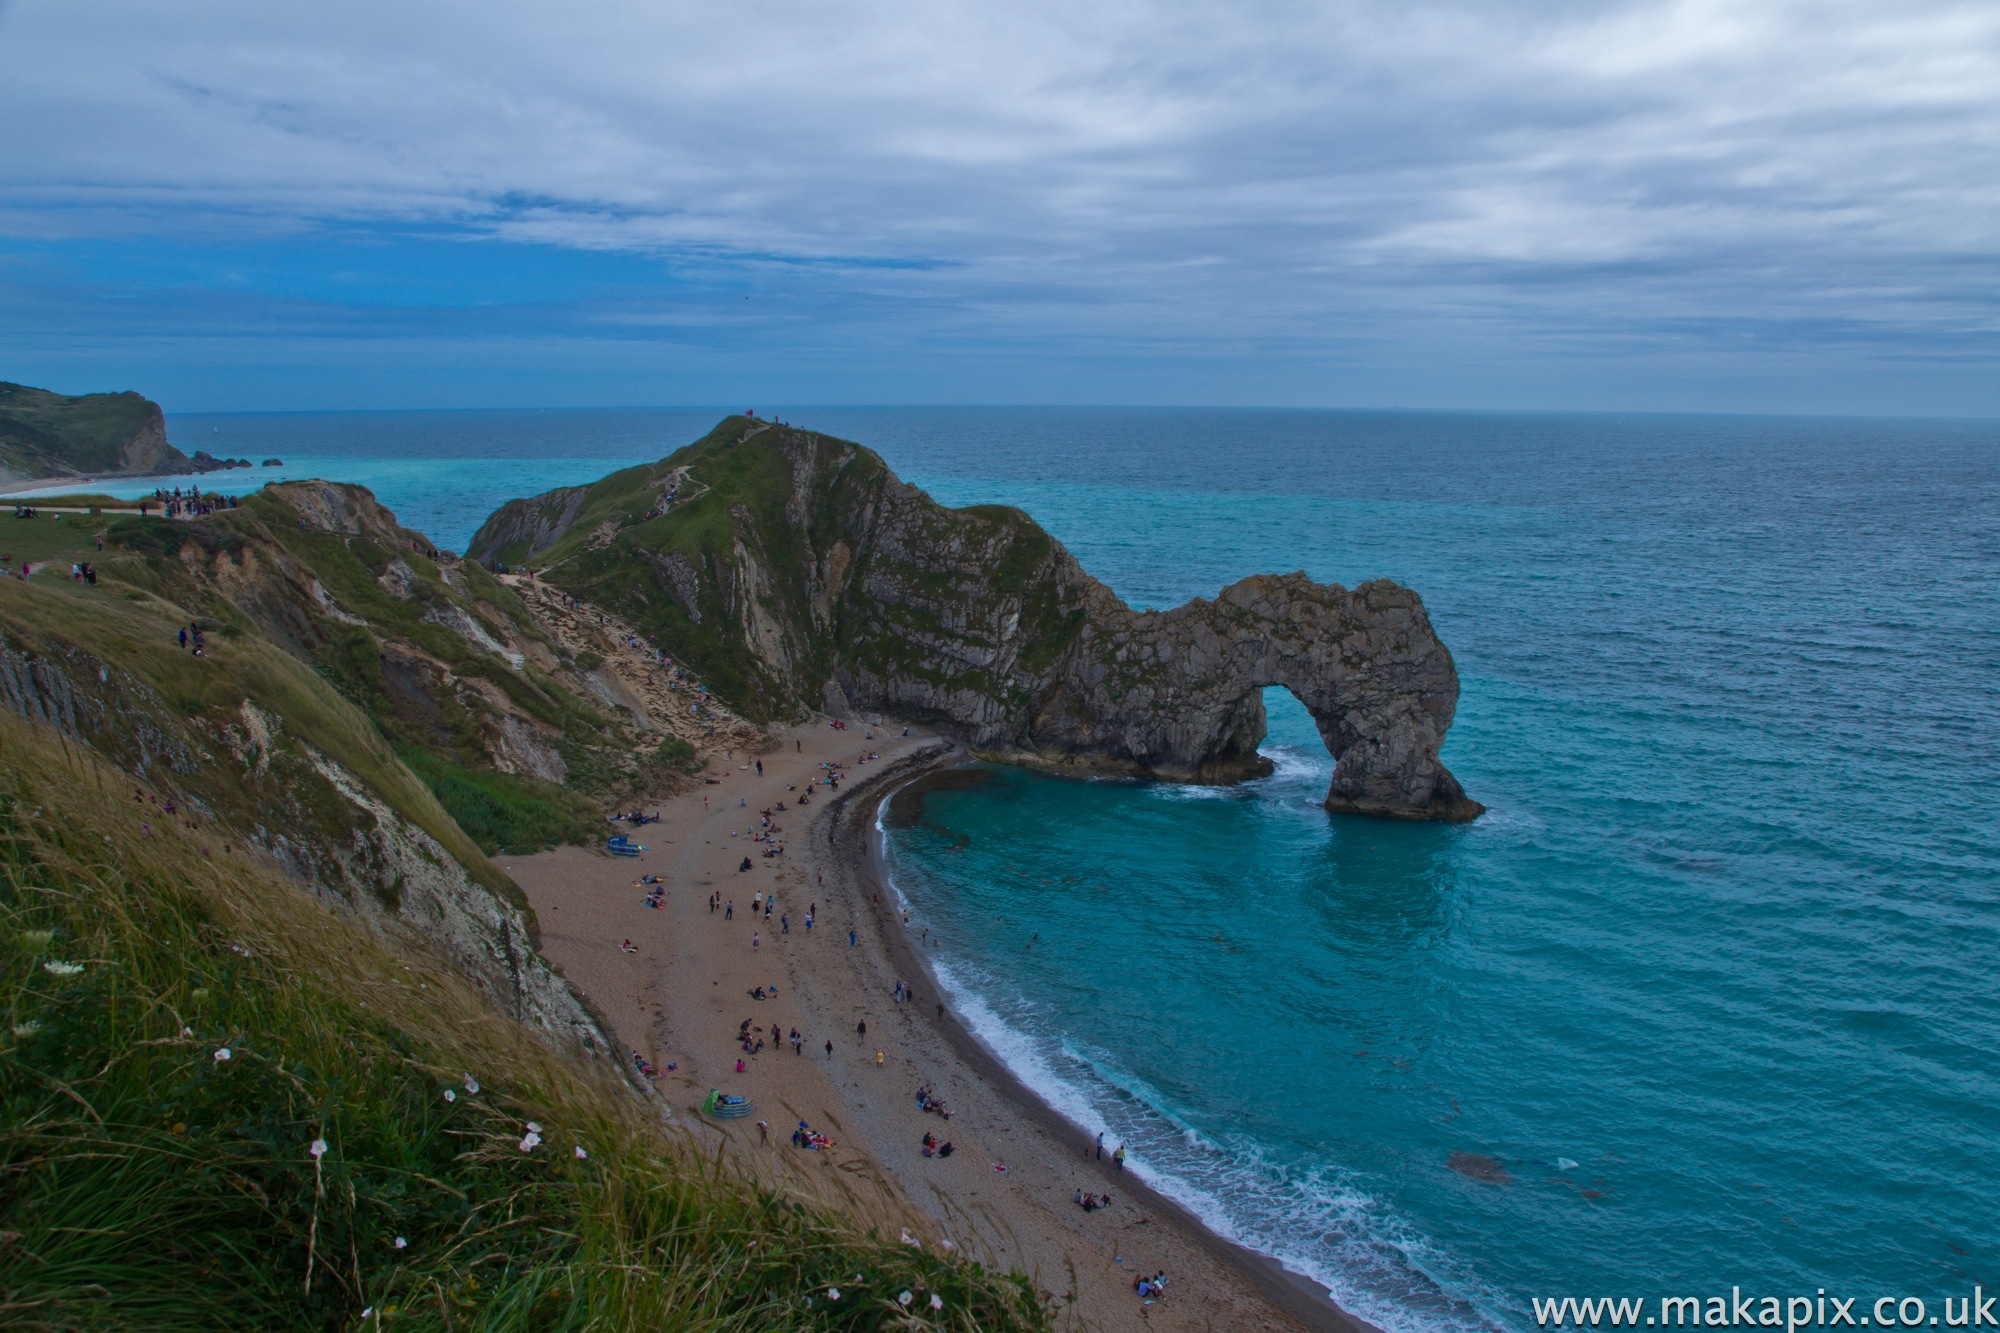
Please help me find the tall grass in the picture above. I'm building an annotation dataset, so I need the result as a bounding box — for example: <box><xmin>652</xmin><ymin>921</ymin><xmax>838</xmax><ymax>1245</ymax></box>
<box><xmin>0</xmin><ymin>711</ymin><xmax>1050</xmax><ymax>1331</ymax></box>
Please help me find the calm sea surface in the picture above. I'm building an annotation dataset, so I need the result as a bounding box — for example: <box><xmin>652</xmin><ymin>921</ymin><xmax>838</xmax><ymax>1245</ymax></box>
<box><xmin>53</xmin><ymin>407</ymin><xmax>2000</xmax><ymax>1331</ymax></box>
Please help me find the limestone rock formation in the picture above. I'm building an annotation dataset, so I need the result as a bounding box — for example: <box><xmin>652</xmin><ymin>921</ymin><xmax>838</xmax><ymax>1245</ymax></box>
<box><xmin>472</xmin><ymin>417</ymin><xmax>1481</xmax><ymax>821</ymax></box>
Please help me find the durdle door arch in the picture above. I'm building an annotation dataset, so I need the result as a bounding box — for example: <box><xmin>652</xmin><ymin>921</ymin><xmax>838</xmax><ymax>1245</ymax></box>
<box><xmin>1024</xmin><ymin>573</ymin><xmax>1485</xmax><ymax>823</ymax></box>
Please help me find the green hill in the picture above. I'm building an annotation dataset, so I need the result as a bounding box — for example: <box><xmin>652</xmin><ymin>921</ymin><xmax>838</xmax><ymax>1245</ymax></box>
<box><xmin>0</xmin><ymin>380</ymin><xmax>265</xmax><ymax>484</ymax></box>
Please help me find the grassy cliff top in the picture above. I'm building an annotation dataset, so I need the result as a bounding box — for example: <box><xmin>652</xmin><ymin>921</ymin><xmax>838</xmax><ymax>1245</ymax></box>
<box><xmin>0</xmin><ymin>381</ymin><xmax>181</xmax><ymax>480</ymax></box>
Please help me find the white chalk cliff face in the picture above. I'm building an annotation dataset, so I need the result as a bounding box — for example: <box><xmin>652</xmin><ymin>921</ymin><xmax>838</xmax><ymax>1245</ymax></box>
<box><xmin>477</xmin><ymin>418</ymin><xmax>1481</xmax><ymax>822</ymax></box>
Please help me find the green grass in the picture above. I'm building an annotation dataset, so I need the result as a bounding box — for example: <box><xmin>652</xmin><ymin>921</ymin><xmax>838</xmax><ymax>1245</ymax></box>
<box><xmin>0</xmin><ymin>711</ymin><xmax>1053</xmax><ymax>1331</ymax></box>
<box><xmin>394</xmin><ymin>747</ymin><xmax>601</xmax><ymax>857</ymax></box>
<box><xmin>0</xmin><ymin>382</ymin><xmax>165</xmax><ymax>477</ymax></box>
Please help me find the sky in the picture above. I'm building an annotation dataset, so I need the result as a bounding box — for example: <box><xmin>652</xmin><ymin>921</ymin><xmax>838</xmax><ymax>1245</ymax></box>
<box><xmin>1</xmin><ymin>0</ymin><xmax>1996</xmax><ymax>415</ymax></box>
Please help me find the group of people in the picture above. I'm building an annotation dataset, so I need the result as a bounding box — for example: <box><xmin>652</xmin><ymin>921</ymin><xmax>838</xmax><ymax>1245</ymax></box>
<box><xmin>142</xmin><ymin>486</ymin><xmax>239</xmax><ymax>519</ymax></box>
<box><xmin>1133</xmin><ymin>1271</ymin><xmax>1171</xmax><ymax>1300</ymax></box>
<box><xmin>792</xmin><ymin>1121</ymin><xmax>835</xmax><ymax>1150</ymax></box>
<box><xmin>1073</xmin><ymin>1190</ymin><xmax>1114</xmax><ymax>1212</ymax></box>
<box><xmin>920</xmin><ymin>1131</ymin><xmax>955</xmax><ymax>1158</ymax></box>
<box><xmin>630</xmin><ymin>1049</ymin><xmax>672</xmax><ymax>1080</ymax></box>
<box><xmin>640</xmin><ymin>479</ymin><xmax>682</xmax><ymax>522</ymax></box>
<box><xmin>69</xmin><ymin>560</ymin><xmax>98</xmax><ymax>586</ymax></box>
<box><xmin>914</xmin><ymin>1085</ymin><xmax>954</xmax><ymax>1120</ymax></box>
<box><xmin>177</xmin><ymin>623</ymin><xmax>208</xmax><ymax>657</ymax></box>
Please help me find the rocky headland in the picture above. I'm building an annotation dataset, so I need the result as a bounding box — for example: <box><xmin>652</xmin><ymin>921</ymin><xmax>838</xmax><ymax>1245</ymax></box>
<box><xmin>0</xmin><ymin>379</ymin><xmax>250</xmax><ymax>486</ymax></box>
<box><xmin>472</xmin><ymin>416</ymin><xmax>1480</xmax><ymax>821</ymax></box>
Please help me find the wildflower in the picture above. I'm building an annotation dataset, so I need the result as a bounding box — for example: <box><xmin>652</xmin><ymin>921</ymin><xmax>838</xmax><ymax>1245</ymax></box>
<box><xmin>361</xmin><ymin>1309</ymin><xmax>373</xmax><ymax>1320</ymax></box>
<box><xmin>213</xmin><ymin>1047</ymin><xmax>231</xmax><ymax>1062</ymax></box>
<box><xmin>309</xmin><ymin>1138</ymin><xmax>328</xmax><ymax>1158</ymax></box>
<box><xmin>900</xmin><ymin>1229</ymin><xmax>921</xmax><ymax>1248</ymax></box>
<box><xmin>574</xmin><ymin>1145</ymin><xmax>588</xmax><ymax>1159</ymax></box>
<box><xmin>181</xmin><ymin>1026</ymin><xmax>193</xmax><ymax>1036</ymax></box>
<box><xmin>43</xmin><ymin>960</ymin><xmax>83</xmax><ymax>976</ymax></box>
<box><xmin>443</xmin><ymin>1088</ymin><xmax>456</xmax><ymax>1102</ymax></box>
<box><xmin>826</xmin><ymin>1288</ymin><xmax>840</xmax><ymax>1301</ymax></box>
<box><xmin>519</xmin><ymin>1131</ymin><xmax>542</xmax><ymax>1152</ymax></box>
<box><xmin>12</xmin><ymin>1022</ymin><xmax>39</xmax><ymax>1038</ymax></box>
<box><xmin>393</xmin><ymin>1236</ymin><xmax>407</xmax><ymax>1250</ymax></box>
<box><xmin>462</xmin><ymin>1073</ymin><xmax>480</xmax><ymax>1094</ymax></box>
<box><xmin>899</xmin><ymin>1290</ymin><xmax>913</xmax><ymax>1306</ymax></box>
<box><xmin>931</xmin><ymin>1293</ymin><xmax>945</xmax><ymax>1310</ymax></box>
<box><xmin>525</xmin><ymin>1121</ymin><xmax>541</xmax><ymax>1133</ymax></box>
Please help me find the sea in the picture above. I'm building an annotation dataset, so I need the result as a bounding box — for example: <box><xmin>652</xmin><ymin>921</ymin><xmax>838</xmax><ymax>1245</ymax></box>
<box><xmin>39</xmin><ymin>407</ymin><xmax>2000</xmax><ymax>1332</ymax></box>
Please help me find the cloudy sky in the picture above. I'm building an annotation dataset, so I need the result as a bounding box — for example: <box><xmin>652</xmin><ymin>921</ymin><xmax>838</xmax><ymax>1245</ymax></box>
<box><xmin>2</xmin><ymin>0</ymin><xmax>1996</xmax><ymax>413</ymax></box>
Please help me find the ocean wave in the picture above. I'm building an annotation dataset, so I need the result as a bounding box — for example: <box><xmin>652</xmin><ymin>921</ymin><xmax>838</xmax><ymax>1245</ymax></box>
<box><xmin>917</xmin><ymin>941</ymin><xmax>1504</xmax><ymax>1333</ymax></box>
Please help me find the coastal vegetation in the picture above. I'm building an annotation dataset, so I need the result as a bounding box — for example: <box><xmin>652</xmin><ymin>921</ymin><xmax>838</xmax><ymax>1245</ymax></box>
<box><xmin>0</xmin><ymin>382</ymin><xmax>209</xmax><ymax>484</ymax></box>
<box><xmin>0</xmin><ymin>709</ymin><xmax>1050</xmax><ymax>1330</ymax></box>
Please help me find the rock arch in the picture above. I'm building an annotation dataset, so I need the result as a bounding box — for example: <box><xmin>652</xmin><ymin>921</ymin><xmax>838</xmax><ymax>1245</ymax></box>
<box><xmin>1017</xmin><ymin>574</ymin><xmax>1483</xmax><ymax>822</ymax></box>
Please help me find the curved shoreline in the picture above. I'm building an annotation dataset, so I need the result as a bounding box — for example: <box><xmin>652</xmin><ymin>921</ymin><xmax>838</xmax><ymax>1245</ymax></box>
<box><xmin>815</xmin><ymin>746</ymin><xmax>1379</xmax><ymax>1333</ymax></box>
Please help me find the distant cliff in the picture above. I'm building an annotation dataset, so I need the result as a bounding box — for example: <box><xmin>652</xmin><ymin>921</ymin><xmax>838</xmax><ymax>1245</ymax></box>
<box><xmin>471</xmin><ymin>417</ymin><xmax>1481</xmax><ymax>821</ymax></box>
<box><xmin>0</xmin><ymin>380</ymin><xmax>252</xmax><ymax>484</ymax></box>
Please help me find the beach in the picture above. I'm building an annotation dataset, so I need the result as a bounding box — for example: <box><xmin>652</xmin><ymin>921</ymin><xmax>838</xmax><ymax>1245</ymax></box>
<box><xmin>505</xmin><ymin>715</ymin><xmax>1363</xmax><ymax>1333</ymax></box>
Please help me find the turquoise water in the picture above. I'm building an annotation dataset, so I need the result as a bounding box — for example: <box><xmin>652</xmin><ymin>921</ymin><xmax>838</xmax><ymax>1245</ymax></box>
<box><xmin>44</xmin><ymin>407</ymin><xmax>2000</xmax><ymax>1331</ymax></box>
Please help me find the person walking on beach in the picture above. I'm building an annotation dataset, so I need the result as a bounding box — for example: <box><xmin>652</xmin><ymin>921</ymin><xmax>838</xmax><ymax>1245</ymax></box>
<box><xmin>1096</xmin><ymin>1132</ymin><xmax>1104</xmax><ymax>1160</ymax></box>
<box><xmin>756</xmin><ymin>759</ymin><xmax>763</xmax><ymax>776</ymax></box>
<box><xmin>725</xmin><ymin>900</ymin><xmax>734</xmax><ymax>920</ymax></box>
<box><xmin>1113</xmin><ymin>1145</ymin><xmax>1126</xmax><ymax>1173</ymax></box>
<box><xmin>752</xmin><ymin>932</ymin><xmax>760</xmax><ymax>951</ymax></box>
<box><xmin>856</xmin><ymin>1019</ymin><xmax>866</xmax><ymax>1039</ymax></box>
<box><xmin>825</xmin><ymin>1039</ymin><xmax>833</xmax><ymax>1058</ymax></box>
<box><xmin>875</xmin><ymin>1049</ymin><xmax>885</xmax><ymax>1068</ymax></box>
<box><xmin>849</xmin><ymin>928</ymin><xmax>857</xmax><ymax>947</ymax></box>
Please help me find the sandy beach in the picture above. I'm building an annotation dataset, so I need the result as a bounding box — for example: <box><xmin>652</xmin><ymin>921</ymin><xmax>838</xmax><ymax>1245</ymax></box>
<box><xmin>505</xmin><ymin>714</ymin><xmax>1371</xmax><ymax>1333</ymax></box>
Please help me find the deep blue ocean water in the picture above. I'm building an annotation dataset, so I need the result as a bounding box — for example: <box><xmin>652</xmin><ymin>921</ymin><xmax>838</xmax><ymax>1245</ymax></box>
<box><xmin>40</xmin><ymin>407</ymin><xmax>2000</xmax><ymax>1331</ymax></box>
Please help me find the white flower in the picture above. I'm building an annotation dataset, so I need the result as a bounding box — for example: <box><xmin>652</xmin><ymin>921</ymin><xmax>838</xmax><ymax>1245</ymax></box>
<box><xmin>931</xmin><ymin>1293</ymin><xmax>945</xmax><ymax>1310</ymax></box>
<box><xmin>898</xmin><ymin>1290</ymin><xmax>913</xmax><ymax>1306</ymax></box>
<box><xmin>309</xmin><ymin>1138</ymin><xmax>328</xmax><ymax>1158</ymax></box>
<box><xmin>43</xmin><ymin>960</ymin><xmax>83</xmax><ymax>976</ymax></box>
<box><xmin>519</xmin><ymin>1131</ymin><xmax>542</xmax><ymax>1152</ymax></box>
<box><xmin>826</xmin><ymin>1288</ymin><xmax>840</xmax><ymax>1301</ymax></box>
<box><xmin>443</xmin><ymin>1088</ymin><xmax>456</xmax><ymax>1102</ymax></box>
<box><xmin>574</xmin><ymin>1145</ymin><xmax>588</xmax><ymax>1159</ymax></box>
<box><xmin>462</xmin><ymin>1074</ymin><xmax>480</xmax><ymax>1094</ymax></box>
<box><xmin>393</xmin><ymin>1236</ymin><xmax>407</xmax><ymax>1250</ymax></box>
<box><xmin>525</xmin><ymin>1121</ymin><xmax>541</xmax><ymax>1134</ymax></box>
<box><xmin>213</xmin><ymin>1047</ymin><xmax>231</xmax><ymax>1062</ymax></box>
<box><xmin>181</xmin><ymin>1026</ymin><xmax>192</xmax><ymax>1037</ymax></box>
<box><xmin>361</xmin><ymin>1308</ymin><xmax>373</xmax><ymax>1319</ymax></box>
<box><xmin>11</xmin><ymin>1022</ymin><xmax>39</xmax><ymax>1038</ymax></box>
<box><xmin>900</xmin><ymin>1229</ymin><xmax>921</xmax><ymax>1249</ymax></box>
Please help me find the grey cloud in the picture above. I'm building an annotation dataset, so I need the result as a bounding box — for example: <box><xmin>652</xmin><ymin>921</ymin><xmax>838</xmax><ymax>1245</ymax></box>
<box><xmin>0</xmin><ymin>0</ymin><xmax>1995</xmax><ymax>405</ymax></box>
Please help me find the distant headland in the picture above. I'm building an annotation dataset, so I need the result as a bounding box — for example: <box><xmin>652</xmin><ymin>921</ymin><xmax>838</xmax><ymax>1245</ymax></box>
<box><xmin>0</xmin><ymin>380</ymin><xmax>253</xmax><ymax>487</ymax></box>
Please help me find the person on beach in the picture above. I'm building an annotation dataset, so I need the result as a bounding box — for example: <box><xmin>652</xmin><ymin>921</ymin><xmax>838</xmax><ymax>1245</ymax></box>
<box><xmin>1114</xmin><ymin>1145</ymin><xmax>1126</xmax><ymax>1172</ymax></box>
<box><xmin>849</xmin><ymin>928</ymin><xmax>857</xmax><ymax>947</ymax></box>
<box><xmin>1096</xmin><ymin>1132</ymin><xmax>1104</xmax><ymax>1160</ymax></box>
<box><xmin>856</xmin><ymin>1019</ymin><xmax>866</xmax><ymax>1038</ymax></box>
<box><xmin>825</xmin><ymin>1039</ymin><xmax>833</xmax><ymax>1058</ymax></box>
<box><xmin>875</xmin><ymin>1049</ymin><xmax>885</xmax><ymax>1068</ymax></box>
<box><xmin>725</xmin><ymin>900</ymin><xmax>733</xmax><ymax>919</ymax></box>
<box><xmin>752</xmin><ymin>932</ymin><xmax>760</xmax><ymax>951</ymax></box>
